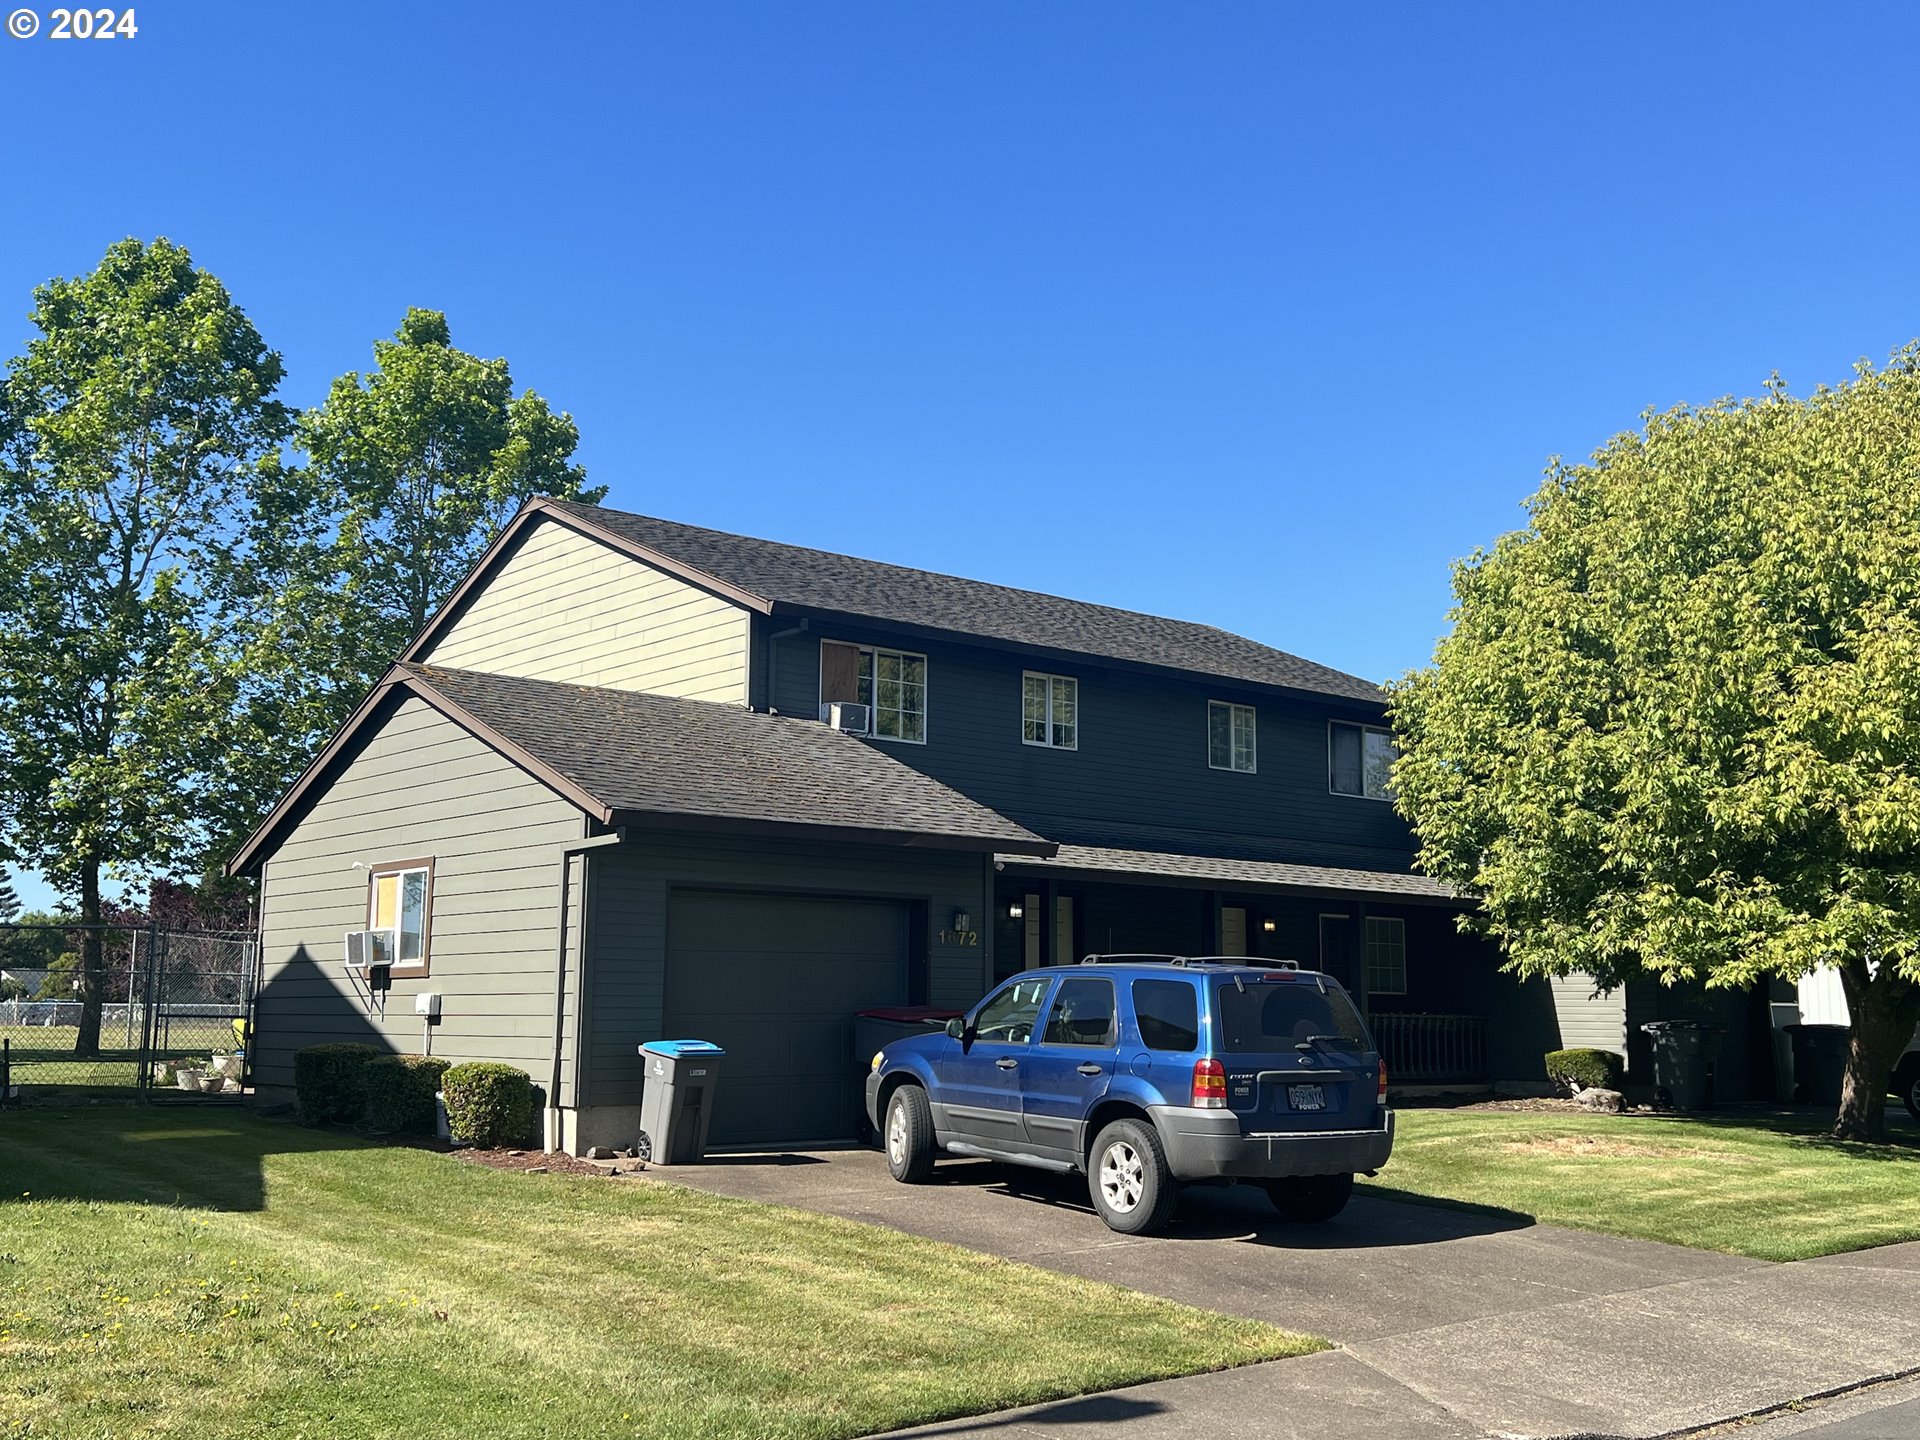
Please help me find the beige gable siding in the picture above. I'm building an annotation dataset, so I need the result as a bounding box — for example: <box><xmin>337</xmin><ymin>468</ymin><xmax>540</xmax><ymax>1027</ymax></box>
<box><xmin>421</xmin><ymin>516</ymin><xmax>751</xmax><ymax>702</ymax></box>
<box><xmin>253</xmin><ymin>695</ymin><xmax>588</xmax><ymax>1099</ymax></box>
<box><xmin>1550</xmin><ymin>972</ymin><xmax>1627</xmax><ymax>1057</ymax></box>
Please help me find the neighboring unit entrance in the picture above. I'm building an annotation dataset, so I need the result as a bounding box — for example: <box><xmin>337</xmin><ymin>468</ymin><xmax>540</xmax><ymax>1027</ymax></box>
<box><xmin>663</xmin><ymin>890</ymin><xmax>911</xmax><ymax>1145</ymax></box>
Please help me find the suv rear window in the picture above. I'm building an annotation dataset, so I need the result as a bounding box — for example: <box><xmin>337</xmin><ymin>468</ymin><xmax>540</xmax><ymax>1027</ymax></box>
<box><xmin>1132</xmin><ymin>978</ymin><xmax>1199</xmax><ymax>1051</ymax></box>
<box><xmin>1214</xmin><ymin>978</ymin><xmax>1368</xmax><ymax>1054</ymax></box>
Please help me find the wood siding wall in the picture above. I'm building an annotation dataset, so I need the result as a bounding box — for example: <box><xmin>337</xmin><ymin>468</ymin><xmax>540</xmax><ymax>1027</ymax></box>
<box><xmin>424</xmin><ymin>516</ymin><xmax>751</xmax><ymax>702</ymax></box>
<box><xmin>580</xmin><ymin>837</ymin><xmax>992</xmax><ymax>1106</ymax></box>
<box><xmin>770</xmin><ymin>623</ymin><xmax>1414</xmax><ymax>868</ymax></box>
<box><xmin>253</xmin><ymin>695</ymin><xmax>588</xmax><ymax>1095</ymax></box>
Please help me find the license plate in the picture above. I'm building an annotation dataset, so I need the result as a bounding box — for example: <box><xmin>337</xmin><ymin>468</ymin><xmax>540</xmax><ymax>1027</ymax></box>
<box><xmin>1287</xmin><ymin>1084</ymin><xmax>1326</xmax><ymax>1111</ymax></box>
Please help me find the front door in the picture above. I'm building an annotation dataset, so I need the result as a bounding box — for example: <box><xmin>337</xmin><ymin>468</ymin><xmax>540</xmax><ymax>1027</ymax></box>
<box><xmin>938</xmin><ymin>975</ymin><xmax>1052</xmax><ymax>1147</ymax></box>
<box><xmin>1020</xmin><ymin>975</ymin><xmax>1119</xmax><ymax>1159</ymax></box>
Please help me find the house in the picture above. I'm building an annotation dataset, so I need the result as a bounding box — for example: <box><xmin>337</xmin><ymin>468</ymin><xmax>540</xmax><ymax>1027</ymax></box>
<box><xmin>230</xmin><ymin>498</ymin><xmax>1650</xmax><ymax>1153</ymax></box>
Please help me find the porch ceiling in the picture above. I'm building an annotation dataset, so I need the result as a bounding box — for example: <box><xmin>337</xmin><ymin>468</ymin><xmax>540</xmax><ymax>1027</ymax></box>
<box><xmin>994</xmin><ymin>842</ymin><xmax>1459</xmax><ymax>903</ymax></box>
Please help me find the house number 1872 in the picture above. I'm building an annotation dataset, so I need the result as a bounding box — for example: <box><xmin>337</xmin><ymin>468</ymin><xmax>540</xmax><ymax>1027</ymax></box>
<box><xmin>938</xmin><ymin>929</ymin><xmax>979</xmax><ymax>947</ymax></box>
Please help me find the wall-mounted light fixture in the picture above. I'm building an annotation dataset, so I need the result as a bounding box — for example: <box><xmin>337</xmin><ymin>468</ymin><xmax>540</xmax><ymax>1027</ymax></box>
<box><xmin>1007</xmin><ymin>901</ymin><xmax>1025</xmax><ymax>920</ymax></box>
<box><xmin>952</xmin><ymin>909</ymin><xmax>971</xmax><ymax>932</ymax></box>
<box><xmin>1261</xmin><ymin>917</ymin><xmax>1277</xmax><ymax>934</ymax></box>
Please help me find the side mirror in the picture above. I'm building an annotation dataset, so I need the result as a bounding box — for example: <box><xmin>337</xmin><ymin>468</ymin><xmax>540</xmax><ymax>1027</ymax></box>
<box><xmin>944</xmin><ymin>1017</ymin><xmax>967</xmax><ymax>1040</ymax></box>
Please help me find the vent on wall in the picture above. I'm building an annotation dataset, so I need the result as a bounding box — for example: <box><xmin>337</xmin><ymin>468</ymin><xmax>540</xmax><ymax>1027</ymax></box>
<box><xmin>821</xmin><ymin>701</ymin><xmax>871</xmax><ymax>735</ymax></box>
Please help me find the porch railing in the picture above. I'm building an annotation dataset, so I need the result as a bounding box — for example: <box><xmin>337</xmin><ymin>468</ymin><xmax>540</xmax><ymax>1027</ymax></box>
<box><xmin>1371</xmin><ymin>1012</ymin><xmax>1489</xmax><ymax>1085</ymax></box>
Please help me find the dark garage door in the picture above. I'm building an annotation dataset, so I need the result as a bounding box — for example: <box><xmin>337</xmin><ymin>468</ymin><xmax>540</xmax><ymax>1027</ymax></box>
<box><xmin>664</xmin><ymin>890</ymin><xmax>911</xmax><ymax>1145</ymax></box>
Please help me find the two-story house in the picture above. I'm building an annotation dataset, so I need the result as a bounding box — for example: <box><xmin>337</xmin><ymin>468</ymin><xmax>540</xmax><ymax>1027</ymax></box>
<box><xmin>230</xmin><ymin>498</ymin><xmax>1642</xmax><ymax>1153</ymax></box>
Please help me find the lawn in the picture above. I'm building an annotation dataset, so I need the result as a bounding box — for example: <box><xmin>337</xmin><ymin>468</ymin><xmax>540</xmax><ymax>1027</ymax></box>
<box><xmin>1368</xmin><ymin>1105</ymin><xmax>1920</xmax><ymax>1261</ymax></box>
<box><xmin>0</xmin><ymin>1111</ymin><xmax>1317</xmax><ymax>1439</ymax></box>
<box><xmin>3</xmin><ymin>1022</ymin><xmax>246</xmax><ymax>1090</ymax></box>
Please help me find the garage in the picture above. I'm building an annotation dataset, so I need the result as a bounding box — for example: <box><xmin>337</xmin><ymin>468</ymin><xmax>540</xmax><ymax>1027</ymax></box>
<box><xmin>663</xmin><ymin>889</ymin><xmax>913</xmax><ymax>1145</ymax></box>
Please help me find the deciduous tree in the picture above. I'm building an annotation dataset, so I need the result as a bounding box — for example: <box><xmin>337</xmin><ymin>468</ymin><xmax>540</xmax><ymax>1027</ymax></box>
<box><xmin>1392</xmin><ymin>350</ymin><xmax>1920</xmax><ymax>1142</ymax></box>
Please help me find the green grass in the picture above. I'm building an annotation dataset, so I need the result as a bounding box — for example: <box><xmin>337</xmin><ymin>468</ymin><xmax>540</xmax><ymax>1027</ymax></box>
<box><xmin>1367</xmin><ymin>1106</ymin><xmax>1920</xmax><ymax>1261</ymax></box>
<box><xmin>0</xmin><ymin>1110</ymin><xmax>1318</xmax><ymax>1439</ymax></box>
<box><xmin>3</xmin><ymin>1025</ymin><xmax>240</xmax><ymax>1090</ymax></box>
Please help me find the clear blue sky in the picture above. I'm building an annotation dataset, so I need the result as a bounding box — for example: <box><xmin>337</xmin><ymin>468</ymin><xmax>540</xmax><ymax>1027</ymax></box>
<box><xmin>3</xmin><ymin>2</ymin><xmax>1918</xmax><ymax>910</ymax></box>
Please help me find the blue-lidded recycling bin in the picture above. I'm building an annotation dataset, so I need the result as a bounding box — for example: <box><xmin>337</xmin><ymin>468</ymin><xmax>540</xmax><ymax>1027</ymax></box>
<box><xmin>636</xmin><ymin>1039</ymin><xmax>726</xmax><ymax>1164</ymax></box>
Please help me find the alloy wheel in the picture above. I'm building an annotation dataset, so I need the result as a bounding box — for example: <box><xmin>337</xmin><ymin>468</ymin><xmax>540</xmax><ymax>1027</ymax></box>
<box><xmin>1099</xmin><ymin>1140</ymin><xmax>1144</xmax><ymax>1213</ymax></box>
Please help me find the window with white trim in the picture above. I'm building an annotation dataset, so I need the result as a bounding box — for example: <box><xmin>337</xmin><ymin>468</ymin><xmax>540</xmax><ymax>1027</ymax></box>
<box><xmin>1207</xmin><ymin>701</ymin><xmax>1256</xmax><ymax>772</ymax></box>
<box><xmin>1364</xmin><ymin>916</ymin><xmax>1406</xmax><ymax>995</ymax></box>
<box><xmin>1022</xmin><ymin>672</ymin><xmax>1078</xmax><ymax>749</ymax></box>
<box><xmin>819</xmin><ymin>640</ymin><xmax>927</xmax><ymax>743</ymax></box>
<box><xmin>368</xmin><ymin>859</ymin><xmax>433</xmax><ymax>972</ymax></box>
<box><xmin>1330</xmin><ymin>720</ymin><xmax>1397</xmax><ymax>800</ymax></box>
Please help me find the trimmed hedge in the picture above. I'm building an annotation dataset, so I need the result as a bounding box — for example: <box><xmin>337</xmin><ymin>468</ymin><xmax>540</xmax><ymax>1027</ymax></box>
<box><xmin>441</xmin><ymin>1061</ymin><xmax>533</xmax><ymax>1147</ymax></box>
<box><xmin>365</xmin><ymin>1054</ymin><xmax>453</xmax><ymax>1134</ymax></box>
<box><xmin>1545</xmin><ymin>1047</ymin><xmax>1625</xmax><ymax>1093</ymax></box>
<box><xmin>294</xmin><ymin>1043</ymin><xmax>383</xmax><ymax>1123</ymax></box>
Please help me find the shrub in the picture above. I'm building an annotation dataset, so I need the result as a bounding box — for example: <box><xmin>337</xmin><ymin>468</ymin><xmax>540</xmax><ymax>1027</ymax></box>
<box><xmin>441</xmin><ymin>1061</ymin><xmax>533</xmax><ymax>1147</ymax></box>
<box><xmin>1545</xmin><ymin>1047</ymin><xmax>1625</xmax><ymax>1093</ymax></box>
<box><xmin>293</xmin><ymin>1042</ymin><xmax>383</xmax><ymax>1124</ymax></box>
<box><xmin>364</xmin><ymin>1054</ymin><xmax>453</xmax><ymax>1134</ymax></box>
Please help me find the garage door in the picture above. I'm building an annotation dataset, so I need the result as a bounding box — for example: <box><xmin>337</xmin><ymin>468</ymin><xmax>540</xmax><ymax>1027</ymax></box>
<box><xmin>664</xmin><ymin>890</ymin><xmax>911</xmax><ymax>1145</ymax></box>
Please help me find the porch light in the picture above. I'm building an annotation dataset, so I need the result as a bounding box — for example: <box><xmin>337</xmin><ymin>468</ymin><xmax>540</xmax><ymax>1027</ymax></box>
<box><xmin>1007</xmin><ymin>901</ymin><xmax>1024</xmax><ymax>920</ymax></box>
<box><xmin>1261</xmin><ymin>917</ymin><xmax>1276</xmax><ymax>934</ymax></box>
<box><xmin>952</xmin><ymin>909</ymin><xmax>971</xmax><ymax>932</ymax></box>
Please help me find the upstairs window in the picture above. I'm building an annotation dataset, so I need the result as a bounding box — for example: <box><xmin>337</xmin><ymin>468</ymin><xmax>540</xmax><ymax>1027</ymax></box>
<box><xmin>368</xmin><ymin>859</ymin><xmax>433</xmax><ymax>972</ymax></box>
<box><xmin>819</xmin><ymin>640</ymin><xmax>927</xmax><ymax>743</ymax></box>
<box><xmin>1330</xmin><ymin>720</ymin><xmax>1396</xmax><ymax>800</ymax></box>
<box><xmin>1022</xmin><ymin>672</ymin><xmax>1078</xmax><ymax>749</ymax></box>
<box><xmin>1207</xmin><ymin>701</ymin><xmax>1256</xmax><ymax>772</ymax></box>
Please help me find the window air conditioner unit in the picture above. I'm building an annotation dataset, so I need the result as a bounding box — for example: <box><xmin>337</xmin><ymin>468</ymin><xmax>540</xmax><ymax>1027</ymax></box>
<box><xmin>821</xmin><ymin>701</ymin><xmax>871</xmax><ymax>735</ymax></box>
<box><xmin>344</xmin><ymin>929</ymin><xmax>396</xmax><ymax>970</ymax></box>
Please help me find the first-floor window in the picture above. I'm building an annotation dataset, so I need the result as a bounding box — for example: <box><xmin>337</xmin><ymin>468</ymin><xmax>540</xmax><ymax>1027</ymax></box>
<box><xmin>1022</xmin><ymin>672</ymin><xmax>1078</xmax><ymax>749</ymax></box>
<box><xmin>1208</xmin><ymin>701</ymin><xmax>1256</xmax><ymax>772</ymax></box>
<box><xmin>820</xmin><ymin>640</ymin><xmax>927</xmax><ymax>742</ymax></box>
<box><xmin>1330</xmin><ymin>720</ymin><xmax>1397</xmax><ymax>799</ymax></box>
<box><xmin>1364</xmin><ymin>916</ymin><xmax>1406</xmax><ymax>995</ymax></box>
<box><xmin>369</xmin><ymin>860</ymin><xmax>433</xmax><ymax>971</ymax></box>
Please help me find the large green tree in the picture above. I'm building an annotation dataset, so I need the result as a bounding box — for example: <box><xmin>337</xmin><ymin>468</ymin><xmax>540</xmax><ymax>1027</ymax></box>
<box><xmin>1392</xmin><ymin>351</ymin><xmax>1920</xmax><ymax>1141</ymax></box>
<box><xmin>0</xmin><ymin>238</ymin><xmax>292</xmax><ymax>1056</ymax></box>
<box><xmin>291</xmin><ymin>309</ymin><xmax>604</xmax><ymax>692</ymax></box>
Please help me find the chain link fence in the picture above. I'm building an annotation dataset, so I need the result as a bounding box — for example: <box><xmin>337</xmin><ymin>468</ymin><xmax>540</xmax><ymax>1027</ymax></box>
<box><xmin>0</xmin><ymin>923</ymin><xmax>256</xmax><ymax>1103</ymax></box>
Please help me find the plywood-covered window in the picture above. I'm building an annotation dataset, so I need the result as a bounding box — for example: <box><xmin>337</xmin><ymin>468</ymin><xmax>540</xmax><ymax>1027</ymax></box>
<box><xmin>819</xmin><ymin>640</ymin><xmax>927</xmax><ymax>743</ymax></box>
<box><xmin>368</xmin><ymin>859</ymin><xmax>434</xmax><ymax>973</ymax></box>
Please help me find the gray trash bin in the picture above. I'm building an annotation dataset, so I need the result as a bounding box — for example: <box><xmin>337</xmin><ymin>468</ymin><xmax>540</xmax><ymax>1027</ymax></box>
<box><xmin>1640</xmin><ymin>1021</ymin><xmax>1723</xmax><ymax>1110</ymax></box>
<box><xmin>636</xmin><ymin>1039</ymin><xmax>726</xmax><ymax>1164</ymax></box>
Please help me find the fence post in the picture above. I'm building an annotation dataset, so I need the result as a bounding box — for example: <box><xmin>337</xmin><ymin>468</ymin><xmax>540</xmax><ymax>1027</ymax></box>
<box><xmin>136</xmin><ymin>922</ymin><xmax>162</xmax><ymax>1102</ymax></box>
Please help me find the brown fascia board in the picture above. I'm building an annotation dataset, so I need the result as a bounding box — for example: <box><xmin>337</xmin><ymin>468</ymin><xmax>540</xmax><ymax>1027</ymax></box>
<box><xmin>992</xmin><ymin>853</ymin><xmax>1462</xmax><ymax>906</ymax></box>
<box><xmin>768</xmin><ymin>602</ymin><xmax>1390</xmax><ymax>715</ymax></box>
<box><xmin>607</xmin><ymin>807</ymin><xmax>1058</xmax><ymax>856</ymax></box>
<box><xmin>399</xmin><ymin>499</ymin><xmax>774</xmax><ymax>666</ymax></box>
<box><xmin>224</xmin><ymin>667</ymin><xmax>613</xmax><ymax>878</ymax></box>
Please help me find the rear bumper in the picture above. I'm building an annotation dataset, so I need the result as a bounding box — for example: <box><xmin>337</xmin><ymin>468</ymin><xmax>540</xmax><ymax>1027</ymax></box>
<box><xmin>1150</xmin><ymin>1105</ymin><xmax>1395</xmax><ymax>1180</ymax></box>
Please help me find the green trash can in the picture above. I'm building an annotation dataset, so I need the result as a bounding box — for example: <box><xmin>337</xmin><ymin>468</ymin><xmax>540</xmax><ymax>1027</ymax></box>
<box><xmin>1785</xmin><ymin>1023</ymin><xmax>1849</xmax><ymax>1107</ymax></box>
<box><xmin>1639</xmin><ymin>1021</ymin><xmax>1723</xmax><ymax>1110</ymax></box>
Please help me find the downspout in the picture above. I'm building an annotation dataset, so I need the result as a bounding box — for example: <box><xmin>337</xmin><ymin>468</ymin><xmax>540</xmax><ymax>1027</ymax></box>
<box><xmin>765</xmin><ymin>617</ymin><xmax>808</xmax><ymax>714</ymax></box>
<box><xmin>549</xmin><ymin>827</ymin><xmax>627</xmax><ymax>1142</ymax></box>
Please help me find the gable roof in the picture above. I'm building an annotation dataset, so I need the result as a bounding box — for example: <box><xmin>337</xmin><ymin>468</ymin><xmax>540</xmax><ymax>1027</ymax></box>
<box><xmin>409</xmin><ymin>500</ymin><xmax>1385</xmax><ymax>704</ymax></box>
<box><xmin>228</xmin><ymin>664</ymin><xmax>1054</xmax><ymax>875</ymax></box>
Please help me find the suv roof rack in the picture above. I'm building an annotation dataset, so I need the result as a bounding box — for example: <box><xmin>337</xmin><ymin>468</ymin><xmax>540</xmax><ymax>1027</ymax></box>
<box><xmin>1078</xmin><ymin>953</ymin><xmax>1187</xmax><ymax>966</ymax></box>
<box><xmin>1076</xmin><ymin>953</ymin><xmax>1303</xmax><ymax>971</ymax></box>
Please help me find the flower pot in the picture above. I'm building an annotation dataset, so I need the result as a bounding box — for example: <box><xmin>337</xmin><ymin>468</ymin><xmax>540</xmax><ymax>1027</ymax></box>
<box><xmin>210</xmin><ymin>1054</ymin><xmax>243</xmax><ymax>1080</ymax></box>
<box><xmin>175</xmin><ymin>1069</ymin><xmax>203</xmax><ymax>1092</ymax></box>
<box><xmin>197</xmin><ymin>1074</ymin><xmax>225</xmax><ymax>1093</ymax></box>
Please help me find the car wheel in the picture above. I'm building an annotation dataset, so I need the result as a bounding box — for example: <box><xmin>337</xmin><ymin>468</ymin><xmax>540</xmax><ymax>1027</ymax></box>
<box><xmin>884</xmin><ymin>1085</ymin><xmax>936</xmax><ymax>1183</ymax></box>
<box><xmin>1900</xmin><ymin>1064</ymin><xmax>1920</xmax><ymax>1127</ymax></box>
<box><xmin>1263</xmin><ymin>1172</ymin><xmax>1355</xmax><ymax>1223</ymax></box>
<box><xmin>1088</xmin><ymin>1119</ymin><xmax>1179</xmax><ymax>1235</ymax></box>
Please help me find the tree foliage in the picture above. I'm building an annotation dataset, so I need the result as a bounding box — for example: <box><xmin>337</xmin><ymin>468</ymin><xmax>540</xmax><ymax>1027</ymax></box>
<box><xmin>0</xmin><ymin>238</ymin><xmax>292</xmax><ymax>1053</ymax></box>
<box><xmin>1391</xmin><ymin>350</ymin><xmax>1920</xmax><ymax>1140</ymax></box>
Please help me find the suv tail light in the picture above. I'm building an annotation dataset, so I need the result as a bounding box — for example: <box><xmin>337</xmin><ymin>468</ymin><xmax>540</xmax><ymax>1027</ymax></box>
<box><xmin>1192</xmin><ymin>1058</ymin><xmax>1227</xmax><ymax>1109</ymax></box>
<box><xmin>1378</xmin><ymin>1058</ymin><xmax>1389</xmax><ymax>1102</ymax></box>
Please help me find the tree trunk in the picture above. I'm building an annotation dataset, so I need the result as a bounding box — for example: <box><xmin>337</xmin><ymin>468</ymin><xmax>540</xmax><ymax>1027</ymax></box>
<box><xmin>73</xmin><ymin>859</ymin><xmax>105</xmax><ymax>1059</ymax></box>
<box><xmin>1831</xmin><ymin>959</ymin><xmax>1920</xmax><ymax>1143</ymax></box>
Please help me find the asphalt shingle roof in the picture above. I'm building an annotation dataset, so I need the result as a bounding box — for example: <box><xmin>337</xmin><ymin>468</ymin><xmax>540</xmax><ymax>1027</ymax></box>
<box><xmin>403</xmin><ymin>664</ymin><xmax>1052</xmax><ymax>853</ymax></box>
<box><xmin>995</xmin><ymin>843</ymin><xmax>1457</xmax><ymax>901</ymax></box>
<box><xmin>545</xmin><ymin>501</ymin><xmax>1386</xmax><ymax>704</ymax></box>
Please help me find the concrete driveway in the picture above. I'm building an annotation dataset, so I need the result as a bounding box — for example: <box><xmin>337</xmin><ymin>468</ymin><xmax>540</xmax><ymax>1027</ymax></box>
<box><xmin>652</xmin><ymin>1147</ymin><xmax>1920</xmax><ymax>1439</ymax></box>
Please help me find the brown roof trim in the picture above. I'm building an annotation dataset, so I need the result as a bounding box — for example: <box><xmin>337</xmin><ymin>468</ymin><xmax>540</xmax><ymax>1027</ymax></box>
<box><xmin>398</xmin><ymin>499</ymin><xmax>774</xmax><ymax>666</ymax></box>
<box><xmin>225</xmin><ymin>666</ymin><xmax>614</xmax><ymax>878</ymax></box>
<box><xmin>608</xmin><ymin>807</ymin><xmax>1057</xmax><ymax>857</ymax></box>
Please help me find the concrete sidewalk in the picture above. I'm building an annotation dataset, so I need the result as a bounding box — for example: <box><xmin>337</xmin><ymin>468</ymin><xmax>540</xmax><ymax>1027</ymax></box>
<box><xmin>651</xmin><ymin>1148</ymin><xmax>1920</xmax><ymax>1439</ymax></box>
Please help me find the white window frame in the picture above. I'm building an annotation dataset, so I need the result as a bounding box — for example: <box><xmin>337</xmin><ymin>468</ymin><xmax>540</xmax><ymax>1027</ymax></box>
<box><xmin>817</xmin><ymin>640</ymin><xmax>928</xmax><ymax>745</ymax></box>
<box><xmin>1329</xmin><ymin>719</ymin><xmax>1397</xmax><ymax>801</ymax></box>
<box><xmin>367</xmin><ymin>859</ymin><xmax>433</xmax><ymax>973</ymax></box>
<box><xmin>1021</xmin><ymin>671</ymin><xmax>1079</xmax><ymax>750</ymax></box>
<box><xmin>1207</xmin><ymin>701</ymin><xmax>1257</xmax><ymax>773</ymax></box>
<box><xmin>1364</xmin><ymin>915</ymin><xmax>1407</xmax><ymax>995</ymax></box>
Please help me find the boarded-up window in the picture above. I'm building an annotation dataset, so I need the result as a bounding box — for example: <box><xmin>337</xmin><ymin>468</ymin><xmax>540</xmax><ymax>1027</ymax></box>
<box><xmin>820</xmin><ymin>641</ymin><xmax>863</xmax><ymax>704</ymax></box>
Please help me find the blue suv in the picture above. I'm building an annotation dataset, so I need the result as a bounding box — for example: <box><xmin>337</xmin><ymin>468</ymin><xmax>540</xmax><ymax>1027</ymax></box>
<box><xmin>864</xmin><ymin>955</ymin><xmax>1395</xmax><ymax>1234</ymax></box>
